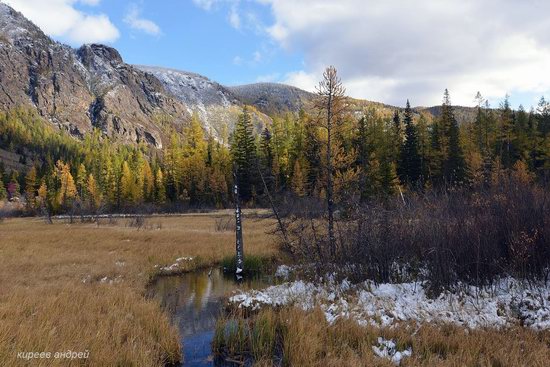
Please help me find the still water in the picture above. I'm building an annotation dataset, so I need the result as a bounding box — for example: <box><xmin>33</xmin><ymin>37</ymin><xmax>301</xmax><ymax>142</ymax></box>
<box><xmin>148</xmin><ymin>268</ymin><xmax>273</xmax><ymax>366</ymax></box>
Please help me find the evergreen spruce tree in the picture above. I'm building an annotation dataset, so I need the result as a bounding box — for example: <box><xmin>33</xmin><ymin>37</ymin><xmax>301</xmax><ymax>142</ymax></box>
<box><xmin>416</xmin><ymin>113</ymin><xmax>431</xmax><ymax>183</ymax></box>
<box><xmin>392</xmin><ymin>109</ymin><xmax>402</xmax><ymax>163</ymax></box>
<box><xmin>304</xmin><ymin>120</ymin><xmax>322</xmax><ymax>196</ymax></box>
<box><xmin>441</xmin><ymin>90</ymin><xmax>467</xmax><ymax>185</ymax></box>
<box><xmin>76</xmin><ymin>163</ymin><xmax>87</xmax><ymax>199</ymax></box>
<box><xmin>398</xmin><ymin>100</ymin><xmax>422</xmax><ymax>187</ymax></box>
<box><xmin>380</xmin><ymin>160</ymin><xmax>400</xmax><ymax>197</ymax></box>
<box><xmin>231</xmin><ymin>106</ymin><xmax>257</xmax><ymax>202</ymax></box>
<box><xmin>527</xmin><ymin>108</ymin><xmax>543</xmax><ymax>172</ymax></box>
<box><xmin>497</xmin><ymin>96</ymin><xmax>514</xmax><ymax>168</ymax></box>
<box><xmin>429</xmin><ymin>114</ymin><xmax>443</xmax><ymax>183</ymax></box>
<box><xmin>537</xmin><ymin>96</ymin><xmax>550</xmax><ymax>137</ymax></box>
<box><xmin>206</xmin><ymin>133</ymin><xmax>214</xmax><ymax>167</ymax></box>
<box><xmin>259</xmin><ymin>127</ymin><xmax>274</xmax><ymax>192</ymax></box>
<box><xmin>474</xmin><ymin>92</ymin><xmax>485</xmax><ymax>151</ymax></box>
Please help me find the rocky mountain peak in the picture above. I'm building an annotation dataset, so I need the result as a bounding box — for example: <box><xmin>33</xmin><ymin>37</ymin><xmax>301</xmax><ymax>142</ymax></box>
<box><xmin>0</xmin><ymin>2</ymin><xmax>48</xmax><ymax>45</ymax></box>
<box><xmin>77</xmin><ymin>44</ymin><xmax>123</xmax><ymax>69</ymax></box>
<box><xmin>0</xmin><ymin>2</ymin><xmax>190</xmax><ymax>149</ymax></box>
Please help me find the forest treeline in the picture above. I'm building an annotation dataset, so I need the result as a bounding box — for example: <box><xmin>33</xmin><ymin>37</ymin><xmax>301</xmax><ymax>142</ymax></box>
<box><xmin>0</xmin><ymin>85</ymin><xmax>549</xmax><ymax>216</ymax></box>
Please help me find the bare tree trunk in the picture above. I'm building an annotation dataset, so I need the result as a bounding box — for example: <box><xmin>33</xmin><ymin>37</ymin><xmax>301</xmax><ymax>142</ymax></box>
<box><xmin>234</xmin><ymin>171</ymin><xmax>244</xmax><ymax>279</ymax></box>
<box><xmin>257</xmin><ymin>163</ymin><xmax>290</xmax><ymax>249</ymax></box>
<box><xmin>326</xmin><ymin>87</ymin><xmax>336</xmax><ymax>258</ymax></box>
<box><xmin>315</xmin><ymin>65</ymin><xmax>346</xmax><ymax>261</ymax></box>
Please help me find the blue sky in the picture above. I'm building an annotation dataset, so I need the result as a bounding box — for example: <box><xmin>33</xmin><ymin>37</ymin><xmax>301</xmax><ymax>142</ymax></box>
<box><xmin>3</xmin><ymin>0</ymin><xmax>550</xmax><ymax>109</ymax></box>
<box><xmin>66</xmin><ymin>1</ymin><xmax>303</xmax><ymax>87</ymax></box>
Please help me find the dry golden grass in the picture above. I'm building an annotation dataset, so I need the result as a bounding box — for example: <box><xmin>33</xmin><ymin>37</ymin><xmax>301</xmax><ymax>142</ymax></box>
<box><xmin>0</xmin><ymin>212</ymin><xmax>277</xmax><ymax>366</ymax></box>
<box><xmin>216</xmin><ymin>306</ymin><xmax>550</xmax><ymax>366</ymax></box>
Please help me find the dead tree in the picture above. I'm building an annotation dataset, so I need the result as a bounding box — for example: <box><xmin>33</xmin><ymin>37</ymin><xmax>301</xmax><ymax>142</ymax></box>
<box><xmin>233</xmin><ymin>170</ymin><xmax>244</xmax><ymax>279</ymax></box>
<box><xmin>256</xmin><ymin>162</ymin><xmax>290</xmax><ymax>249</ymax></box>
<box><xmin>314</xmin><ymin>66</ymin><xmax>347</xmax><ymax>257</ymax></box>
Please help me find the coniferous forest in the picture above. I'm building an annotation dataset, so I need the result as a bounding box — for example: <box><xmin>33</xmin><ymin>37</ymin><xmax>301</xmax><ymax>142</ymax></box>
<box><xmin>1</xmin><ymin>78</ymin><xmax>549</xmax><ymax>216</ymax></box>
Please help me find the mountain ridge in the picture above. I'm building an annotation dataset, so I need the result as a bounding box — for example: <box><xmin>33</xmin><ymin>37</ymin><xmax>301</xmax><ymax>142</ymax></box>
<box><xmin>0</xmin><ymin>2</ymin><xmax>478</xmax><ymax>150</ymax></box>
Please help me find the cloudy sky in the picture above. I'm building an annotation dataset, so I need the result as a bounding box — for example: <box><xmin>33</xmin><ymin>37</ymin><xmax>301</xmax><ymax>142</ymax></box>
<box><xmin>2</xmin><ymin>0</ymin><xmax>550</xmax><ymax>108</ymax></box>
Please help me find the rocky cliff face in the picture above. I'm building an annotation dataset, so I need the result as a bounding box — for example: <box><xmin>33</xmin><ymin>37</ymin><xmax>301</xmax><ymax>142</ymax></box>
<box><xmin>0</xmin><ymin>3</ymin><xmax>188</xmax><ymax>148</ymax></box>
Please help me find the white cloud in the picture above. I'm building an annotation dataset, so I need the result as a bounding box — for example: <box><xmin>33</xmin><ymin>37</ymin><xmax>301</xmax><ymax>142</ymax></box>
<box><xmin>233</xmin><ymin>55</ymin><xmax>243</xmax><ymax>65</ymax></box>
<box><xmin>3</xmin><ymin>0</ymin><xmax>119</xmax><ymax>44</ymax></box>
<box><xmin>252</xmin><ymin>50</ymin><xmax>261</xmax><ymax>63</ymax></box>
<box><xmin>233</xmin><ymin>51</ymin><xmax>266</xmax><ymax>67</ymax></box>
<box><xmin>124</xmin><ymin>4</ymin><xmax>161</xmax><ymax>36</ymax></box>
<box><xmin>192</xmin><ymin>0</ymin><xmax>248</xmax><ymax>31</ymax></box>
<box><xmin>260</xmin><ymin>0</ymin><xmax>550</xmax><ymax>106</ymax></box>
<box><xmin>192</xmin><ymin>0</ymin><xmax>217</xmax><ymax>11</ymax></box>
<box><xmin>68</xmin><ymin>13</ymin><xmax>119</xmax><ymax>44</ymax></box>
<box><xmin>228</xmin><ymin>3</ymin><xmax>240</xmax><ymax>29</ymax></box>
<box><xmin>78</xmin><ymin>0</ymin><xmax>100</xmax><ymax>5</ymax></box>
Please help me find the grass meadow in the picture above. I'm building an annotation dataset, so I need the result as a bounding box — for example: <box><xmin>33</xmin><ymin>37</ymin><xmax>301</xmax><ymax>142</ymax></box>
<box><xmin>0</xmin><ymin>212</ymin><xmax>276</xmax><ymax>366</ymax></box>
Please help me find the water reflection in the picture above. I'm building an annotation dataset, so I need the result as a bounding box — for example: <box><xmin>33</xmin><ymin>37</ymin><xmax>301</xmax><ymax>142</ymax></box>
<box><xmin>148</xmin><ymin>268</ymin><xmax>273</xmax><ymax>366</ymax></box>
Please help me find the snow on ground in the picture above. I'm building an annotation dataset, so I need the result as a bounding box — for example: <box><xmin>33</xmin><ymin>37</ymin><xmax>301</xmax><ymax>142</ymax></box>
<box><xmin>372</xmin><ymin>337</ymin><xmax>412</xmax><ymax>365</ymax></box>
<box><xmin>274</xmin><ymin>264</ymin><xmax>293</xmax><ymax>279</ymax></box>
<box><xmin>155</xmin><ymin>256</ymin><xmax>194</xmax><ymax>275</ymax></box>
<box><xmin>229</xmin><ymin>277</ymin><xmax>550</xmax><ymax>330</ymax></box>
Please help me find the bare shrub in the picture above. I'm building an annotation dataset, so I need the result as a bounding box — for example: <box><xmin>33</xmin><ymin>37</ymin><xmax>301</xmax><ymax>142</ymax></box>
<box><xmin>281</xmin><ymin>177</ymin><xmax>550</xmax><ymax>293</ymax></box>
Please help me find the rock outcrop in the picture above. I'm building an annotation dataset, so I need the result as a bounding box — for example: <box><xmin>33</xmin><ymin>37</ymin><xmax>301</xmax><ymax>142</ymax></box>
<box><xmin>0</xmin><ymin>3</ymin><xmax>189</xmax><ymax>148</ymax></box>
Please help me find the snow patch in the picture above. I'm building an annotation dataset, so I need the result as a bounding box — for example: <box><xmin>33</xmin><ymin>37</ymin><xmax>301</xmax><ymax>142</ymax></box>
<box><xmin>275</xmin><ymin>264</ymin><xmax>293</xmax><ymax>279</ymax></box>
<box><xmin>156</xmin><ymin>256</ymin><xmax>195</xmax><ymax>274</ymax></box>
<box><xmin>229</xmin><ymin>277</ymin><xmax>550</xmax><ymax>330</ymax></box>
<box><xmin>372</xmin><ymin>337</ymin><xmax>412</xmax><ymax>365</ymax></box>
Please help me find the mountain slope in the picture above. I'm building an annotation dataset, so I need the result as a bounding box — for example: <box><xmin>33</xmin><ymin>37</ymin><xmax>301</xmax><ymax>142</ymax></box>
<box><xmin>228</xmin><ymin>82</ymin><xmax>316</xmax><ymax>116</ymax></box>
<box><xmin>136</xmin><ymin>65</ymin><xmax>271</xmax><ymax>139</ymax></box>
<box><xmin>0</xmin><ymin>3</ymin><xmax>189</xmax><ymax>148</ymax></box>
<box><xmin>418</xmin><ymin>105</ymin><xmax>478</xmax><ymax>125</ymax></box>
<box><xmin>0</xmin><ymin>1</ymin><xmax>479</xmax><ymax>152</ymax></box>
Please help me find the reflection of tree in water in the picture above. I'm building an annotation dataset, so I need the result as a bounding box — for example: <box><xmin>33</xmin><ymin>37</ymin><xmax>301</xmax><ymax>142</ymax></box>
<box><xmin>189</xmin><ymin>270</ymin><xmax>211</xmax><ymax>311</ymax></box>
<box><xmin>149</xmin><ymin>268</ymin><xmax>273</xmax><ymax>366</ymax></box>
<box><xmin>151</xmin><ymin>269</ymin><xmax>272</xmax><ymax>337</ymax></box>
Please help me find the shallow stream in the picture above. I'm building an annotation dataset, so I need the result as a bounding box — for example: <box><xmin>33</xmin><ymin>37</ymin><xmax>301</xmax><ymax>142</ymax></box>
<box><xmin>148</xmin><ymin>268</ymin><xmax>273</xmax><ymax>366</ymax></box>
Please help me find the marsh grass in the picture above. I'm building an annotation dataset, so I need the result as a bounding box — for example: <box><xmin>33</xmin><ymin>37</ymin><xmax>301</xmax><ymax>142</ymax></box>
<box><xmin>221</xmin><ymin>254</ymin><xmax>275</xmax><ymax>276</ymax></box>
<box><xmin>214</xmin><ymin>306</ymin><xmax>550</xmax><ymax>366</ymax></box>
<box><xmin>0</xmin><ymin>212</ymin><xmax>277</xmax><ymax>366</ymax></box>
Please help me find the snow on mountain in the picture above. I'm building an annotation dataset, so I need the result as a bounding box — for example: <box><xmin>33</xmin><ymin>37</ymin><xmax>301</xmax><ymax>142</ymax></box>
<box><xmin>229</xmin><ymin>82</ymin><xmax>316</xmax><ymax>116</ymax></box>
<box><xmin>136</xmin><ymin>65</ymin><xmax>271</xmax><ymax>140</ymax></box>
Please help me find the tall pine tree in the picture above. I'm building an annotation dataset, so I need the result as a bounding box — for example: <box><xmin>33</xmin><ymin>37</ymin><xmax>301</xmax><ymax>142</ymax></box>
<box><xmin>441</xmin><ymin>90</ymin><xmax>467</xmax><ymax>185</ymax></box>
<box><xmin>398</xmin><ymin>100</ymin><xmax>422</xmax><ymax>187</ymax></box>
<box><xmin>231</xmin><ymin>106</ymin><xmax>258</xmax><ymax>202</ymax></box>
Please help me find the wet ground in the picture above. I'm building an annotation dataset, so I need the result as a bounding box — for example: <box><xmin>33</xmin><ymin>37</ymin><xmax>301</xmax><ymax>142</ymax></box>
<box><xmin>148</xmin><ymin>268</ymin><xmax>273</xmax><ymax>366</ymax></box>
